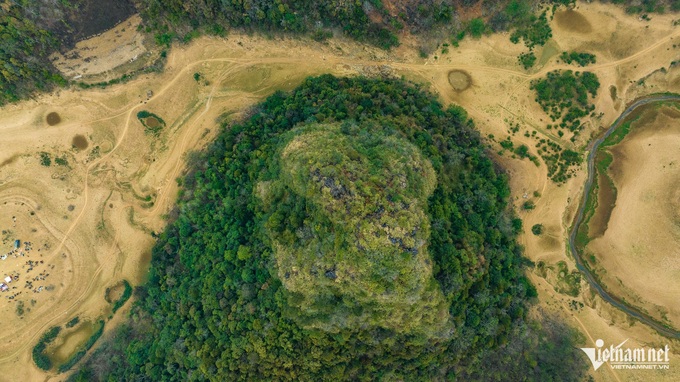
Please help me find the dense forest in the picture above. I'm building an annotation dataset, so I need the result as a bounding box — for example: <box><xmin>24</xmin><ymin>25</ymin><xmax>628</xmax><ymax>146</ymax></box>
<box><xmin>67</xmin><ymin>75</ymin><xmax>588</xmax><ymax>381</ymax></box>
<box><xmin>0</xmin><ymin>1</ymin><xmax>64</xmax><ymax>105</ymax></box>
<box><xmin>2</xmin><ymin>0</ymin><xmax>679</xmax><ymax>105</ymax></box>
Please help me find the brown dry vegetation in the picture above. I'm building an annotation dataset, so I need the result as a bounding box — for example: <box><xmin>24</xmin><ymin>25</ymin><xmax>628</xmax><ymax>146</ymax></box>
<box><xmin>1</xmin><ymin>2</ymin><xmax>680</xmax><ymax>380</ymax></box>
<box><xmin>588</xmin><ymin>106</ymin><xmax>680</xmax><ymax>329</ymax></box>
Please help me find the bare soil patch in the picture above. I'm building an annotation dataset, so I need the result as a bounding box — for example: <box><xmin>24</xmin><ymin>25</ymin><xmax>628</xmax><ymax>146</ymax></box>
<box><xmin>554</xmin><ymin>9</ymin><xmax>592</xmax><ymax>34</ymax></box>
<box><xmin>143</xmin><ymin>116</ymin><xmax>160</xmax><ymax>128</ymax></box>
<box><xmin>46</xmin><ymin>112</ymin><xmax>61</xmax><ymax>126</ymax></box>
<box><xmin>72</xmin><ymin>135</ymin><xmax>89</xmax><ymax>150</ymax></box>
<box><xmin>447</xmin><ymin>70</ymin><xmax>471</xmax><ymax>91</ymax></box>
<box><xmin>51</xmin><ymin>14</ymin><xmax>153</xmax><ymax>82</ymax></box>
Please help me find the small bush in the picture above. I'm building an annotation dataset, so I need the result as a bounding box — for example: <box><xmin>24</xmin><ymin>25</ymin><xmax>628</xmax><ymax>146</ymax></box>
<box><xmin>111</xmin><ymin>280</ymin><xmax>133</xmax><ymax>314</ymax></box>
<box><xmin>522</xmin><ymin>200</ymin><xmax>536</xmax><ymax>210</ymax></box>
<box><xmin>518</xmin><ymin>51</ymin><xmax>537</xmax><ymax>69</ymax></box>
<box><xmin>54</xmin><ymin>156</ymin><xmax>68</xmax><ymax>166</ymax></box>
<box><xmin>531</xmin><ymin>224</ymin><xmax>544</xmax><ymax>235</ymax></box>
<box><xmin>468</xmin><ymin>18</ymin><xmax>487</xmax><ymax>39</ymax></box>
<box><xmin>560</xmin><ymin>51</ymin><xmax>596</xmax><ymax>67</ymax></box>
<box><xmin>39</xmin><ymin>152</ymin><xmax>51</xmax><ymax>166</ymax></box>
<box><xmin>66</xmin><ymin>316</ymin><xmax>80</xmax><ymax>328</ymax></box>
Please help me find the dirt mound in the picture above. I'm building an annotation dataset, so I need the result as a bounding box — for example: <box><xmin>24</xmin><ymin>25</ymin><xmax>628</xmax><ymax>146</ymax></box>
<box><xmin>448</xmin><ymin>70</ymin><xmax>471</xmax><ymax>91</ymax></box>
<box><xmin>46</xmin><ymin>112</ymin><xmax>61</xmax><ymax>126</ymax></box>
<box><xmin>72</xmin><ymin>135</ymin><xmax>88</xmax><ymax>150</ymax></box>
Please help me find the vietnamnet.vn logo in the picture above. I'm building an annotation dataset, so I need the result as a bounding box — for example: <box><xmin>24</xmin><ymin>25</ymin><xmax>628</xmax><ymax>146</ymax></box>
<box><xmin>580</xmin><ymin>339</ymin><xmax>670</xmax><ymax>370</ymax></box>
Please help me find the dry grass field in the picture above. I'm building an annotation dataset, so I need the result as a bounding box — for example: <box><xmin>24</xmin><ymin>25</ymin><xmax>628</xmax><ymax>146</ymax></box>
<box><xmin>1</xmin><ymin>2</ymin><xmax>680</xmax><ymax>380</ymax></box>
<box><xmin>588</xmin><ymin>106</ymin><xmax>680</xmax><ymax>328</ymax></box>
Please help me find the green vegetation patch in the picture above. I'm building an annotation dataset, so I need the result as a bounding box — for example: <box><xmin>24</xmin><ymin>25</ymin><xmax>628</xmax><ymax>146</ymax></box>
<box><xmin>33</xmin><ymin>326</ymin><xmax>62</xmax><ymax>371</ymax></box>
<box><xmin>518</xmin><ymin>51</ymin><xmax>537</xmax><ymax>69</ymax></box>
<box><xmin>531</xmin><ymin>224</ymin><xmax>544</xmax><ymax>235</ymax></box>
<box><xmin>136</xmin><ymin>111</ymin><xmax>166</xmax><ymax>136</ymax></box>
<box><xmin>111</xmin><ymin>280</ymin><xmax>133</xmax><ymax>314</ymax></box>
<box><xmin>71</xmin><ymin>75</ymin><xmax>588</xmax><ymax>381</ymax></box>
<box><xmin>536</xmin><ymin>141</ymin><xmax>582</xmax><ymax>183</ymax></box>
<box><xmin>66</xmin><ymin>316</ymin><xmax>80</xmax><ymax>328</ymax></box>
<box><xmin>510</xmin><ymin>12</ymin><xmax>552</xmax><ymax>49</ymax></box>
<box><xmin>262</xmin><ymin>124</ymin><xmax>447</xmax><ymax>334</ymax></box>
<box><xmin>530</xmin><ymin>70</ymin><xmax>598</xmax><ymax>183</ymax></box>
<box><xmin>560</xmin><ymin>51</ymin><xmax>596</xmax><ymax>67</ymax></box>
<box><xmin>39</xmin><ymin>152</ymin><xmax>51</xmax><ymax>167</ymax></box>
<box><xmin>531</xmin><ymin>70</ymin><xmax>599</xmax><ymax>132</ymax></box>
<box><xmin>140</xmin><ymin>0</ymin><xmax>398</xmax><ymax>49</ymax></box>
<box><xmin>555</xmin><ymin>261</ymin><xmax>582</xmax><ymax>297</ymax></box>
<box><xmin>57</xmin><ymin>320</ymin><xmax>105</xmax><ymax>373</ymax></box>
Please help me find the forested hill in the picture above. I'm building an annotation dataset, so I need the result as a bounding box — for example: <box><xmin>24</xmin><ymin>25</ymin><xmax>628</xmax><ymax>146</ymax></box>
<box><xmin>69</xmin><ymin>75</ymin><xmax>589</xmax><ymax>381</ymax></box>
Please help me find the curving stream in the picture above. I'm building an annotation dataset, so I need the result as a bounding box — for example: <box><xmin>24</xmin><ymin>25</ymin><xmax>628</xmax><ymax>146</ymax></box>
<box><xmin>568</xmin><ymin>93</ymin><xmax>680</xmax><ymax>339</ymax></box>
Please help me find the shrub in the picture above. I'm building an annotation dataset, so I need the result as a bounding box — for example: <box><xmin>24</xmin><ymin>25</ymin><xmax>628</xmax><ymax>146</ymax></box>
<box><xmin>468</xmin><ymin>18</ymin><xmax>487</xmax><ymax>38</ymax></box>
<box><xmin>111</xmin><ymin>280</ymin><xmax>133</xmax><ymax>314</ymax></box>
<box><xmin>519</xmin><ymin>51</ymin><xmax>537</xmax><ymax>69</ymax></box>
<box><xmin>66</xmin><ymin>316</ymin><xmax>80</xmax><ymax>328</ymax></box>
<box><xmin>32</xmin><ymin>326</ymin><xmax>62</xmax><ymax>370</ymax></box>
<box><xmin>560</xmin><ymin>51</ymin><xmax>596</xmax><ymax>67</ymax></box>
<box><xmin>531</xmin><ymin>224</ymin><xmax>544</xmax><ymax>235</ymax></box>
<box><xmin>39</xmin><ymin>152</ymin><xmax>51</xmax><ymax>166</ymax></box>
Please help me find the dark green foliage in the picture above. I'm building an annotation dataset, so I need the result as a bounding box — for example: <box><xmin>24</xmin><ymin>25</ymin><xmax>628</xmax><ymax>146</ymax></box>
<box><xmin>55</xmin><ymin>155</ymin><xmax>69</xmax><ymax>166</ymax></box>
<box><xmin>139</xmin><ymin>0</ymin><xmax>399</xmax><ymax>49</ymax></box>
<box><xmin>510</xmin><ymin>12</ymin><xmax>552</xmax><ymax>49</ymax></box>
<box><xmin>71</xmin><ymin>75</ymin><xmax>588</xmax><ymax>381</ymax></box>
<box><xmin>531</xmin><ymin>224</ymin><xmax>544</xmax><ymax>235</ymax></box>
<box><xmin>66</xmin><ymin>316</ymin><xmax>80</xmax><ymax>328</ymax></box>
<box><xmin>0</xmin><ymin>4</ymin><xmax>65</xmax><ymax>106</ymax></box>
<box><xmin>39</xmin><ymin>152</ymin><xmax>51</xmax><ymax>167</ymax></box>
<box><xmin>522</xmin><ymin>200</ymin><xmax>536</xmax><ymax>210</ymax></box>
<box><xmin>136</xmin><ymin>111</ymin><xmax>166</xmax><ymax>136</ymax></box>
<box><xmin>57</xmin><ymin>320</ymin><xmax>105</xmax><ymax>373</ymax></box>
<box><xmin>514</xmin><ymin>144</ymin><xmax>530</xmax><ymax>158</ymax></box>
<box><xmin>531</xmin><ymin>70</ymin><xmax>599</xmax><ymax>132</ymax></box>
<box><xmin>560</xmin><ymin>51</ymin><xmax>597</xmax><ymax>67</ymax></box>
<box><xmin>467</xmin><ymin>18</ymin><xmax>488</xmax><ymax>38</ymax></box>
<box><xmin>33</xmin><ymin>325</ymin><xmax>62</xmax><ymax>371</ymax></box>
<box><xmin>519</xmin><ymin>51</ymin><xmax>537</xmax><ymax>69</ymax></box>
<box><xmin>536</xmin><ymin>140</ymin><xmax>583</xmax><ymax>183</ymax></box>
<box><xmin>111</xmin><ymin>280</ymin><xmax>133</xmax><ymax>314</ymax></box>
